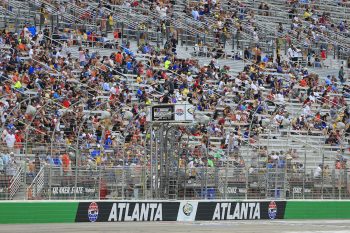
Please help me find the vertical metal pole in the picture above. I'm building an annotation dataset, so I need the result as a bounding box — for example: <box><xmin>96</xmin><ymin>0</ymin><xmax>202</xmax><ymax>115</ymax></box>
<box><xmin>245</xmin><ymin>168</ymin><xmax>248</xmax><ymax>199</ymax></box>
<box><xmin>48</xmin><ymin>164</ymin><xmax>52</xmax><ymax>200</ymax></box>
<box><xmin>331</xmin><ymin>168</ymin><xmax>335</xmax><ymax>199</ymax></box>
<box><xmin>265</xmin><ymin>129</ymin><xmax>271</xmax><ymax>199</ymax></box>
<box><xmin>345</xmin><ymin>169</ymin><xmax>349</xmax><ymax>199</ymax></box>
<box><xmin>274</xmin><ymin>161</ymin><xmax>278</xmax><ymax>198</ymax></box>
<box><xmin>137</xmin><ymin>30</ymin><xmax>140</xmax><ymax>47</ymax></box>
<box><xmin>283</xmin><ymin>154</ymin><xmax>288</xmax><ymax>199</ymax></box>
<box><xmin>232</xmin><ymin>32</ymin><xmax>235</xmax><ymax>50</ymax></box>
<box><xmin>98</xmin><ymin>166</ymin><xmax>102</xmax><ymax>200</ymax></box>
<box><xmin>158</xmin><ymin>125</ymin><xmax>164</xmax><ymax>199</ymax></box>
<box><xmin>73</xmin><ymin>150</ymin><xmax>79</xmax><ymax>200</ymax></box>
<box><xmin>23</xmin><ymin>161</ymin><xmax>27</xmax><ymax>200</ymax></box>
<box><xmin>321</xmin><ymin>149</ymin><xmax>325</xmax><ymax>199</ymax></box>
<box><xmin>224</xmin><ymin>145</ymin><xmax>228</xmax><ymax>199</ymax></box>
<box><xmin>205</xmin><ymin>164</ymin><xmax>208</xmax><ymax>199</ymax></box>
<box><xmin>157</xmin><ymin>31</ymin><xmax>160</xmax><ymax>47</ymax></box>
<box><xmin>155</xmin><ymin>128</ymin><xmax>159</xmax><ymax>199</ymax></box>
<box><xmin>339</xmin><ymin>169</ymin><xmax>343</xmax><ymax>200</ymax></box>
<box><xmin>150</xmin><ymin>123</ymin><xmax>153</xmax><ymax>199</ymax></box>
<box><xmin>143</xmin><ymin>166</ymin><xmax>146</xmax><ymax>200</ymax></box>
<box><xmin>303</xmin><ymin>139</ymin><xmax>307</xmax><ymax>199</ymax></box>
<box><xmin>184</xmin><ymin>150</ymin><xmax>187</xmax><ymax>200</ymax></box>
<box><xmin>122</xmin><ymin>140</ymin><xmax>125</xmax><ymax>199</ymax></box>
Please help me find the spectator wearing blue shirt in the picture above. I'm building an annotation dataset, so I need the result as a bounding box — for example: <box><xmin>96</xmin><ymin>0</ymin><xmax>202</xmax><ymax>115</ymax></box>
<box><xmin>102</xmin><ymin>82</ymin><xmax>110</xmax><ymax>91</ymax></box>
<box><xmin>325</xmin><ymin>75</ymin><xmax>332</xmax><ymax>86</ymax></box>
<box><xmin>28</xmin><ymin>66</ymin><xmax>35</xmax><ymax>75</ymax></box>
<box><xmin>90</xmin><ymin>147</ymin><xmax>101</xmax><ymax>159</ymax></box>
<box><xmin>192</xmin><ymin>8</ymin><xmax>200</xmax><ymax>20</ymax></box>
<box><xmin>53</xmin><ymin>92</ymin><xmax>60</xmax><ymax>99</ymax></box>
<box><xmin>104</xmin><ymin>136</ymin><xmax>113</xmax><ymax>149</ymax></box>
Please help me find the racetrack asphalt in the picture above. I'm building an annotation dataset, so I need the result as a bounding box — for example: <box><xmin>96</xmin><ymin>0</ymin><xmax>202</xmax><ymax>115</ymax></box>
<box><xmin>2</xmin><ymin>220</ymin><xmax>350</xmax><ymax>233</ymax></box>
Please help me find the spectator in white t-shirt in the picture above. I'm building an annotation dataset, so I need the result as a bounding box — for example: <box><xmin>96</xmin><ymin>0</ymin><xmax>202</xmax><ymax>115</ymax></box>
<box><xmin>5</xmin><ymin>132</ymin><xmax>15</xmax><ymax>151</ymax></box>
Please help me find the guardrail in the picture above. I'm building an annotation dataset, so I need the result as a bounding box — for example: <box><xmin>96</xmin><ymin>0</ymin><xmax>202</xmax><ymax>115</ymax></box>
<box><xmin>27</xmin><ymin>166</ymin><xmax>45</xmax><ymax>199</ymax></box>
<box><xmin>1</xmin><ymin>164</ymin><xmax>349</xmax><ymax>200</ymax></box>
<box><xmin>8</xmin><ymin>167</ymin><xmax>23</xmax><ymax>200</ymax></box>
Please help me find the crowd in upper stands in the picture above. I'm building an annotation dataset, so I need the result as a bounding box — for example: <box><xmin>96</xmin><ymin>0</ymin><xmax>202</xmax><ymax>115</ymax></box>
<box><xmin>0</xmin><ymin>0</ymin><xmax>349</xmax><ymax>180</ymax></box>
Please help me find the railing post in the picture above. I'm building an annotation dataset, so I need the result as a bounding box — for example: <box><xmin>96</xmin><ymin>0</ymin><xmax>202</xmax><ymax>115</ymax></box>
<box><xmin>204</xmin><ymin>165</ymin><xmax>208</xmax><ymax>199</ymax></box>
<box><xmin>98</xmin><ymin>165</ymin><xmax>102</xmax><ymax>200</ymax></box>
<box><xmin>122</xmin><ymin>164</ymin><xmax>125</xmax><ymax>200</ymax></box>
<box><xmin>73</xmin><ymin>150</ymin><xmax>79</xmax><ymax>200</ymax></box>
<box><xmin>274</xmin><ymin>162</ymin><xmax>278</xmax><ymax>199</ymax></box>
<box><xmin>245</xmin><ymin>168</ymin><xmax>249</xmax><ymax>199</ymax></box>
<box><xmin>143</xmin><ymin>166</ymin><xmax>146</xmax><ymax>200</ymax></box>
<box><xmin>23</xmin><ymin>161</ymin><xmax>27</xmax><ymax>200</ymax></box>
<box><xmin>48</xmin><ymin>164</ymin><xmax>52</xmax><ymax>200</ymax></box>
<box><xmin>224</xmin><ymin>163</ymin><xmax>228</xmax><ymax>200</ymax></box>
<box><xmin>321</xmin><ymin>150</ymin><xmax>325</xmax><ymax>199</ymax></box>
<box><xmin>232</xmin><ymin>32</ymin><xmax>235</xmax><ymax>51</ymax></box>
<box><xmin>340</xmin><ymin>169</ymin><xmax>345</xmax><ymax>200</ymax></box>
<box><xmin>303</xmin><ymin>138</ymin><xmax>307</xmax><ymax>199</ymax></box>
<box><xmin>184</xmin><ymin>163</ymin><xmax>187</xmax><ymax>200</ymax></box>
<box><xmin>150</xmin><ymin>123</ymin><xmax>153</xmax><ymax>199</ymax></box>
<box><xmin>331</xmin><ymin>168</ymin><xmax>336</xmax><ymax>199</ymax></box>
<box><xmin>156</xmin><ymin>31</ymin><xmax>159</xmax><ymax>47</ymax></box>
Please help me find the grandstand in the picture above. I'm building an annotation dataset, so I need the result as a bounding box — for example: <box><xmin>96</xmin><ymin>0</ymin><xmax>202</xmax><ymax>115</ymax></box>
<box><xmin>0</xmin><ymin>0</ymin><xmax>349</xmax><ymax>201</ymax></box>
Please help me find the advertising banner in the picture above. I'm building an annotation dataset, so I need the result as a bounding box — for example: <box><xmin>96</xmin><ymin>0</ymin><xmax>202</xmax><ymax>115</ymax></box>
<box><xmin>75</xmin><ymin>202</ymin><xmax>180</xmax><ymax>222</ymax></box>
<box><xmin>174</xmin><ymin>104</ymin><xmax>194</xmax><ymax>121</ymax></box>
<box><xmin>195</xmin><ymin>201</ymin><xmax>286</xmax><ymax>221</ymax></box>
<box><xmin>3</xmin><ymin>200</ymin><xmax>350</xmax><ymax>224</ymax></box>
<box><xmin>177</xmin><ymin>201</ymin><xmax>198</xmax><ymax>221</ymax></box>
<box><xmin>147</xmin><ymin>104</ymin><xmax>194</xmax><ymax>122</ymax></box>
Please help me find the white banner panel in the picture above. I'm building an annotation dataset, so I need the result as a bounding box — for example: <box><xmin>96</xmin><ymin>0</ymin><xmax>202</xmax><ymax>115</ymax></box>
<box><xmin>177</xmin><ymin>201</ymin><xmax>198</xmax><ymax>222</ymax></box>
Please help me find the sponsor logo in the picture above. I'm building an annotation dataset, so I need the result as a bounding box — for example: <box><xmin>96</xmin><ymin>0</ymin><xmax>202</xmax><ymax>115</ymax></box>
<box><xmin>218</xmin><ymin>186</ymin><xmax>247</xmax><ymax>194</ymax></box>
<box><xmin>212</xmin><ymin>202</ymin><xmax>260</xmax><ymax>220</ymax></box>
<box><xmin>182</xmin><ymin>203</ymin><xmax>193</xmax><ymax>216</ymax></box>
<box><xmin>268</xmin><ymin>201</ymin><xmax>277</xmax><ymax>220</ymax></box>
<box><xmin>52</xmin><ymin>187</ymin><xmax>96</xmax><ymax>195</ymax></box>
<box><xmin>292</xmin><ymin>187</ymin><xmax>311</xmax><ymax>194</ymax></box>
<box><xmin>88</xmin><ymin>202</ymin><xmax>99</xmax><ymax>222</ymax></box>
<box><xmin>175</xmin><ymin>108</ymin><xmax>184</xmax><ymax>116</ymax></box>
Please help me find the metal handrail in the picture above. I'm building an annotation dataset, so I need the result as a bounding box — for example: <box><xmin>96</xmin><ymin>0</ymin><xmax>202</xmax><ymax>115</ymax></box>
<box><xmin>8</xmin><ymin>167</ymin><xmax>23</xmax><ymax>199</ymax></box>
<box><xmin>27</xmin><ymin>165</ymin><xmax>45</xmax><ymax>199</ymax></box>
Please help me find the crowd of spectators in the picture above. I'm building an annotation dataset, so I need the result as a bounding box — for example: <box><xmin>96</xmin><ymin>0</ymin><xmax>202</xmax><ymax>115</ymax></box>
<box><xmin>0</xmin><ymin>0</ymin><xmax>349</xmax><ymax>184</ymax></box>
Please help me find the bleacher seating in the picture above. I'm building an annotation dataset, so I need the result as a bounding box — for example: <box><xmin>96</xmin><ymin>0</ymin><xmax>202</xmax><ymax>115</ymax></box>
<box><xmin>0</xmin><ymin>0</ymin><xmax>349</xmax><ymax>200</ymax></box>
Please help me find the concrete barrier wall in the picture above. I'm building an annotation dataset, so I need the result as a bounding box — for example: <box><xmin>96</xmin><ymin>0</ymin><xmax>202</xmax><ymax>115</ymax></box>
<box><xmin>0</xmin><ymin>200</ymin><xmax>349</xmax><ymax>224</ymax></box>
